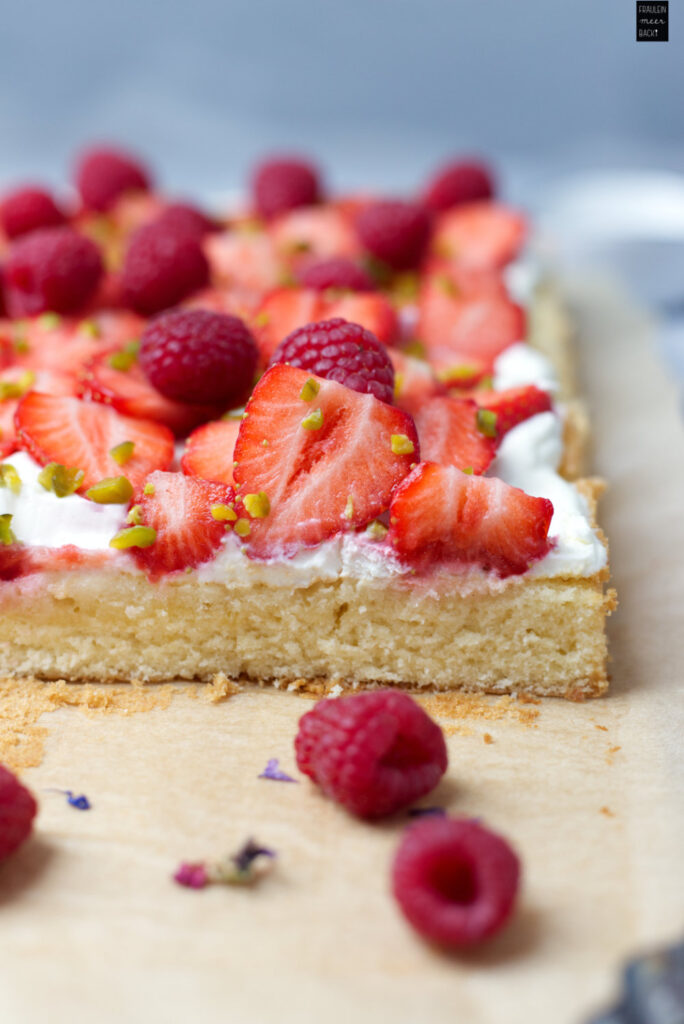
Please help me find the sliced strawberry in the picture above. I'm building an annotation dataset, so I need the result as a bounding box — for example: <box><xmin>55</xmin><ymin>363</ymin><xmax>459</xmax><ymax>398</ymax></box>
<box><xmin>0</xmin><ymin>399</ymin><xmax>18</xmax><ymax>455</ymax></box>
<box><xmin>252</xmin><ymin>288</ymin><xmax>324</xmax><ymax>364</ymax></box>
<box><xmin>181</xmin><ymin>419</ymin><xmax>240</xmax><ymax>485</ymax></box>
<box><xmin>389</xmin><ymin>350</ymin><xmax>445</xmax><ymax>412</ymax></box>
<box><xmin>388</xmin><ymin>462</ymin><xmax>553</xmax><ymax>576</ymax></box>
<box><xmin>269</xmin><ymin>204</ymin><xmax>360</xmax><ymax>265</ymax></box>
<box><xmin>325</xmin><ymin>292</ymin><xmax>398</xmax><ymax>346</ymax></box>
<box><xmin>0</xmin><ymin>333</ymin><xmax>13</xmax><ymax>369</ymax></box>
<box><xmin>401</xmin><ymin>395</ymin><xmax>496</xmax><ymax>474</ymax></box>
<box><xmin>233</xmin><ymin>364</ymin><xmax>419</xmax><ymax>556</ymax></box>
<box><xmin>204</xmin><ymin>228</ymin><xmax>283</xmax><ymax>295</ymax></box>
<box><xmin>80</xmin><ymin>350</ymin><xmax>221</xmax><ymax>437</ymax></box>
<box><xmin>471</xmin><ymin>385</ymin><xmax>553</xmax><ymax>439</ymax></box>
<box><xmin>14</xmin><ymin>317</ymin><xmax>109</xmax><ymax>377</ymax></box>
<box><xmin>432</xmin><ymin>202</ymin><xmax>527</xmax><ymax>271</ymax></box>
<box><xmin>417</xmin><ymin>274</ymin><xmax>526</xmax><ymax>371</ymax></box>
<box><xmin>0</xmin><ymin>367</ymin><xmax>79</xmax><ymax>454</ymax></box>
<box><xmin>130</xmin><ymin>470</ymin><xmax>234</xmax><ymax>578</ymax></box>
<box><xmin>15</xmin><ymin>392</ymin><xmax>174</xmax><ymax>490</ymax></box>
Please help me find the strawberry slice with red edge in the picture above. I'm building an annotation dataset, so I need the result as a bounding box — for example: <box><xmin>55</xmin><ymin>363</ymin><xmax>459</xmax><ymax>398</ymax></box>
<box><xmin>388</xmin><ymin>462</ymin><xmax>554</xmax><ymax>577</ymax></box>
<box><xmin>204</xmin><ymin>228</ymin><xmax>283</xmax><ymax>295</ymax></box>
<box><xmin>233</xmin><ymin>364</ymin><xmax>419</xmax><ymax>557</ymax></box>
<box><xmin>252</xmin><ymin>287</ymin><xmax>324</xmax><ymax>365</ymax></box>
<box><xmin>471</xmin><ymin>384</ymin><xmax>553</xmax><ymax>439</ymax></box>
<box><xmin>389</xmin><ymin>349</ymin><xmax>446</xmax><ymax>412</ymax></box>
<box><xmin>269</xmin><ymin>204</ymin><xmax>360</xmax><ymax>264</ymax></box>
<box><xmin>80</xmin><ymin>349</ymin><xmax>222</xmax><ymax>437</ymax></box>
<box><xmin>15</xmin><ymin>392</ymin><xmax>174</xmax><ymax>491</ymax></box>
<box><xmin>432</xmin><ymin>202</ymin><xmax>527</xmax><ymax>271</ymax></box>
<box><xmin>325</xmin><ymin>292</ymin><xmax>398</xmax><ymax>346</ymax></box>
<box><xmin>400</xmin><ymin>395</ymin><xmax>496</xmax><ymax>474</ymax></box>
<box><xmin>181</xmin><ymin>418</ymin><xmax>240</xmax><ymax>485</ymax></box>
<box><xmin>130</xmin><ymin>470</ymin><xmax>235</xmax><ymax>579</ymax></box>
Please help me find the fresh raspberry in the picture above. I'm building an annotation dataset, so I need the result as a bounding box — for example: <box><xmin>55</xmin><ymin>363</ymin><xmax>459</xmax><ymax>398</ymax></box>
<box><xmin>75</xmin><ymin>145</ymin><xmax>152</xmax><ymax>212</ymax></box>
<box><xmin>122</xmin><ymin>223</ymin><xmax>210</xmax><ymax>315</ymax></box>
<box><xmin>356</xmin><ymin>200</ymin><xmax>431</xmax><ymax>270</ymax></box>
<box><xmin>4</xmin><ymin>226</ymin><xmax>104</xmax><ymax>317</ymax></box>
<box><xmin>269</xmin><ymin>317</ymin><xmax>395</xmax><ymax>404</ymax></box>
<box><xmin>252</xmin><ymin>157</ymin><xmax>321</xmax><ymax>220</ymax></box>
<box><xmin>392</xmin><ymin>817</ymin><xmax>520</xmax><ymax>947</ymax></box>
<box><xmin>139</xmin><ymin>308</ymin><xmax>258</xmax><ymax>406</ymax></box>
<box><xmin>294</xmin><ymin>691</ymin><xmax>448</xmax><ymax>819</ymax></box>
<box><xmin>153</xmin><ymin>202</ymin><xmax>217</xmax><ymax>241</ymax></box>
<box><xmin>0</xmin><ymin>764</ymin><xmax>37</xmax><ymax>860</ymax></box>
<box><xmin>297</xmin><ymin>257</ymin><xmax>375</xmax><ymax>293</ymax></box>
<box><xmin>0</xmin><ymin>186</ymin><xmax>66</xmax><ymax>239</ymax></box>
<box><xmin>422</xmin><ymin>160</ymin><xmax>495</xmax><ymax>213</ymax></box>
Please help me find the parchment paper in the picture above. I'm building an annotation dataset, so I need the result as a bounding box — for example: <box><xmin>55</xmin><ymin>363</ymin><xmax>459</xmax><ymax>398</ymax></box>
<box><xmin>0</xmin><ymin>277</ymin><xmax>682</xmax><ymax>1024</ymax></box>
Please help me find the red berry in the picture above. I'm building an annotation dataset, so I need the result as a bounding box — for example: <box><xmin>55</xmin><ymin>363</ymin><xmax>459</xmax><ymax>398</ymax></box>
<box><xmin>0</xmin><ymin>764</ymin><xmax>37</xmax><ymax>860</ymax></box>
<box><xmin>356</xmin><ymin>200</ymin><xmax>431</xmax><ymax>270</ymax></box>
<box><xmin>295</xmin><ymin>691</ymin><xmax>448</xmax><ymax>819</ymax></box>
<box><xmin>0</xmin><ymin>186</ymin><xmax>66</xmax><ymax>240</ymax></box>
<box><xmin>423</xmin><ymin>160</ymin><xmax>495</xmax><ymax>214</ymax></box>
<box><xmin>153</xmin><ymin>202</ymin><xmax>217</xmax><ymax>241</ymax></box>
<box><xmin>4</xmin><ymin>227</ymin><xmax>103</xmax><ymax>317</ymax></box>
<box><xmin>252</xmin><ymin>156</ymin><xmax>321</xmax><ymax>220</ymax></box>
<box><xmin>392</xmin><ymin>817</ymin><xmax>520</xmax><ymax>947</ymax></box>
<box><xmin>140</xmin><ymin>309</ymin><xmax>258</xmax><ymax>406</ymax></box>
<box><xmin>269</xmin><ymin>318</ymin><xmax>394</xmax><ymax>404</ymax></box>
<box><xmin>75</xmin><ymin>145</ymin><xmax>152</xmax><ymax>212</ymax></box>
<box><xmin>297</xmin><ymin>257</ymin><xmax>375</xmax><ymax>292</ymax></box>
<box><xmin>401</xmin><ymin>395</ymin><xmax>497</xmax><ymax>475</ymax></box>
<box><xmin>122</xmin><ymin>223</ymin><xmax>210</xmax><ymax>315</ymax></box>
<box><xmin>432</xmin><ymin>202</ymin><xmax>527</xmax><ymax>271</ymax></box>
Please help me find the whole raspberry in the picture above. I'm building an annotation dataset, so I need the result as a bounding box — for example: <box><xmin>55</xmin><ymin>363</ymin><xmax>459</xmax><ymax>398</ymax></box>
<box><xmin>0</xmin><ymin>764</ymin><xmax>37</xmax><ymax>860</ymax></box>
<box><xmin>122</xmin><ymin>222</ymin><xmax>210</xmax><ymax>315</ymax></box>
<box><xmin>252</xmin><ymin>157</ymin><xmax>321</xmax><ymax>220</ymax></box>
<box><xmin>4</xmin><ymin>226</ymin><xmax>104</xmax><ymax>317</ymax></box>
<box><xmin>392</xmin><ymin>817</ymin><xmax>520</xmax><ymax>947</ymax></box>
<box><xmin>356</xmin><ymin>200</ymin><xmax>431</xmax><ymax>270</ymax></box>
<box><xmin>139</xmin><ymin>308</ymin><xmax>258</xmax><ymax>405</ymax></box>
<box><xmin>422</xmin><ymin>159</ymin><xmax>495</xmax><ymax>213</ymax></box>
<box><xmin>0</xmin><ymin>186</ymin><xmax>66</xmax><ymax>240</ymax></box>
<box><xmin>297</xmin><ymin>257</ymin><xmax>375</xmax><ymax>293</ymax></box>
<box><xmin>294</xmin><ymin>691</ymin><xmax>448</xmax><ymax>819</ymax></box>
<box><xmin>153</xmin><ymin>202</ymin><xmax>217</xmax><ymax>241</ymax></box>
<box><xmin>75</xmin><ymin>145</ymin><xmax>152</xmax><ymax>212</ymax></box>
<box><xmin>269</xmin><ymin>318</ymin><xmax>395</xmax><ymax>404</ymax></box>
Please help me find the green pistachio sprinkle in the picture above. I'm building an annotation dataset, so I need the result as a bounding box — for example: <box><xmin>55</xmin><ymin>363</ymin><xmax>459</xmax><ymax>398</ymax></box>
<box><xmin>392</xmin><ymin>271</ymin><xmax>420</xmax><ymax>303</ymax></box>
<box><xmin>243</xmin><ymin>492</ymin><xmax>270</xmax><ymax>519</ymax></box>
<box><xmin>261</xmin><ymin>439</ymin><xmax>269</xmax><ymax>447</ymax></box>
<box><xmin>143</xmin><ymin>482</ymin><xmax>155</xmax><ymax>496</ymax></box>
<box><xmin>108</xmin><ymin>339</ymin><xmax>140</xmax><ymax>372</ymax></box>
<box><xmin>86</xmin><ymin>476</ymin><xmax>134</xmax><ymax>504</ymax></box>
<box><xmin>37</xmin><ymin>312</ymin><xmax>62</xmax><ymax>331</ymax></box>
<box><xmin>37</xmin><ymin>462</ymin><xmax>85</xmax><ymax>497</ymax></box>
<box><xmin>393</xmin><ymin>373</ymin><xmax>404</xmax><ymax>398</ymax></box>
<box><xmin>109</xmin><ymin>525</ymin><xmax>157</xmax><ymax>550</ymax></box>
<box><xmin>109</xmin><ymin>441</ymin><xmax>135</xmax><ymax>466</ymax></box>
<box><xmin>78</xmin><ymin>319</ymin><xmax>101</xmax><ymax>338</ymax></box>
<box><xmin>234</xmin><ymin>518</ymin><xmax>251</xmax><ymax>537</ymax></box>
<box><xmin>437</xmin><ymin>363</ymin><xmax>481</xmax><ymax>385</ymax></box>
<box><xmin>343</xmin><ymin>495</ymin><xmax>354</xmax><ymax>520</ymax></box>
<box><xmin>0</xmin><ymin>513</ymin><xmax>16</xmax><ymax>545</ymax></box>
<box><xmin>462</xmin><ymin>466</ymin><xmax>474</xmax><ymax>475</ymax></box>
<box><xmin>0</xmin><ymin>464</ymin><xmax>21</xmax><ymax>495</ymax></box>
<box><xmin>301</xmin><ymin>408</ymin><xmax>323</xmax><ymax>431</ymax></box>
<box><xmin>391</xmin><ymin>434</ymin><xmax>415</xmax><ymax>456</ymax></box>
<box><xmin>402</xmin><ymin>340</ymin><xmax>427</xmax><ymax>360</ymax></box>
<box><xmin>253</xmin><ymin>311</ymin><xmax>270</xmax><ymax>329</ymax></box>
<box><xmin>0</xmin><ymin>370</ymin><xmax>35</xmax><ymax>402</ymax></box>
<box><xmin>299</xmin><ymin>377</ymin><xmax>321</xmax><ymax>402</ymax></box>
<box><xmin>476</xmin><ymin>408</ymin><xmax>498</xmax><ymax>438</ymax></box>
<box><xmin>126</xmin><ymin>504</ymin><xmax>143</xmax><ymax>525</ymax></box>
<box><xmin>366</xmin><ymin>520</ymin><xmax>388</xmax><ymax>540</ymax></box>
<box><xmin>13</xmin><ymin>337</ymin><xmax>29</xmax><ymax>354</ymax></box>
<box><xmin>211</xmin><ymin>503</ymin><xmax>238</xmax><ymax>522</ymax></box>
<box><xmin>222</xmin><ymin>407</ymin><xmax>246</xmax><ymax>421</ymax></box>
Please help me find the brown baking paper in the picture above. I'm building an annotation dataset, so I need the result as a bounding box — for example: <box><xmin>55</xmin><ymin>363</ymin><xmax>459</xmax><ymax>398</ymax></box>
<box><xmin>0</xmin><ymin>277</ymin><xmax>682</xmax><ymax>1024</ymax></box>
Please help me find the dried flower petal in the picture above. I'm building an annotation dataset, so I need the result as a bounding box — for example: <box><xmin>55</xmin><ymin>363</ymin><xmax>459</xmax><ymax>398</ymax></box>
<box><xmin>258</xmin><ymin>757</ymin><xmax>298</xmax><ymax>783</ymax></box>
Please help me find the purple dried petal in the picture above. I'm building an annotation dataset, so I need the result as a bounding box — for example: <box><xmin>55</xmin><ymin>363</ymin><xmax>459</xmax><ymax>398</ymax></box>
<box><xmin>408</xmin><ymin>806</ymin><xmax>446</xmax><ymax>818</ymax></box>
<box><xmin>258</xmin><ymin>758</ymin><xmax>298</xmax><ymax>783</ymax></box>
<box><xmin>66</xmin><ymin>791</ymin><xmax>91</xmax><ymax>810</ymax></box>
<box><xmin>173</xmin><ymin>862</ymin><xmax>209</xmax><ymax>889</ymax></box>
<box><xmin>231</xmin><ymin>838</ymin><xmax>276</xmax><ymax>875</ymax></box>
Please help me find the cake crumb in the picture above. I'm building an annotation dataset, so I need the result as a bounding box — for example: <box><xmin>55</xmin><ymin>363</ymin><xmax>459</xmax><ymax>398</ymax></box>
<box><xmin>606</xmin><ymin>744</ymin><xmax>622</xmax><ymax>764</ymax></box>
<box><xmin>594</xmin><ymin>724</ymin><xmax>608</xmax><ymax>732</ymax></box>
<box><xmin>421</xmin><ymin>693</ymin><xmax>540</xmax><ymax>731</ymax></box>
<box><xmin>483</xmin><ymin>732</ymin><xmax>494</xmax><ymax>744</ymax></box>
<box><xmin>200</xmin><ymin>673</ymin><xmax>242</xmax><ymax>704</ymax></box>
<box><xmin>600</xmin><ymin>806</ymin><xmax>615</xmax><ymax>817</ymax></box>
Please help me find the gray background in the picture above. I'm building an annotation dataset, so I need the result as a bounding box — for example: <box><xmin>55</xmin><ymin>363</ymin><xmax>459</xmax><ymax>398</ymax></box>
<box><xmin>1</xmin><ymin>0</ymin><xmax>682</xmax><ymax>198</ymax></box>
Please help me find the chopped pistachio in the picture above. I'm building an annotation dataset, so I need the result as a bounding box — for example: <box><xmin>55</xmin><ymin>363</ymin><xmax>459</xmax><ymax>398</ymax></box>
<box><xmin>476</xmin><ymin>408</ymin><xmax>498</xmax><ymax>438</ymax></box>
<box><xmin>343</xmin><ymin>495</ymin><xmax>354</xmax><ymax>520</ymax></box>
<box><xmin>402</xmin><ymin>340</ymin><xmax>427</xmax><ymax>360</ymax></box>
<box><xmin>0</xmin><ymin>464</ymin><xmax>21</xmax><ymax>495</ymax></box>
<box><xmin>222</xmin><ymin>407</ymin><xmax>246</xmax><ymax>421</ymax></box>
<box><xmin>299</xmin><ymin>377</ymin><xmax>321</xmax><ymax>402</ymax></box>
<box><xmin>108</xmin><ymin>339</ymin><xmax>140</xmax><ymax>372</ymax></box>
<box><xmin>301</xmin><ymin>408</ymin><xmax>323</xmax><ymax>431</ymax></box>
<box><xmin>437</xmin><ymin>363</ymin><xmax>482</xmax><ymax>385</ymax></box>
<box><xmin>109</xmin><ymin>440</ymin><xmax>135</xmax><ymax>466</ymax></box>
<box><xmin>391</xmin><ymin>434</ymin><xmax>415</xmax><ymax>455</ymax></box>
<box><xmin>13</xmin><ymin>337</ymin><xmax>29</xmax><ymax>354</ymax></box>
<box><xmin>86</xmin><ymin>476</ymin><xmax>134</xmax><ymax>504</ymax></box>
<box><xmin>391</xmin><ymin>271</ymin><xmax>419</xmax><ymax>303</ymax></box>
<box><xmin>253</xmin><ymin>311</ymin><xmax>270</xmax><ymax>329</ymax></box>
<box><xmin>38</xmin><ymin>462</ymin><xmax>85</xmax><ymax>497</ymax></box>
<box><xmin>366</xmin><ymin>519</ymin><xmax>388</xmax><ymax>540</ymax></box>
<box><xmin>109</xmin><ymin>525</ymin><xmax>157</xmax><ymax>550</ymax></box>
<box><xmin>143</xmin><ymin>481</ymin><xmax>155</xmax><ymax>496</ymax></box>
<box><xmin>234</xmin><ymin>518</ymin><xmax>251</xmax><ymax>537</ymax></box>
<box><xmin>243</xmin><ymin>492</ymin><xmax>270</xmax><ymax>519</ymax></box>
<box><xmin>0</xmin><ymin>370</ymin><xmax>35</xmax><ymax>402</ymax></box>
<box><xmin>0</xmin><ymin>514</ymin><xmax>16</xmax><ymax>545</ymax></box>
<box><xmin>126</xmin><ymin>503</ymin><xmax>143</xmax><ymax>525</ymax></box>
<box><xmin>393</xmin><ymin>372</ymin><xmax>405</xmax><ymax>399</ymax></box>
<box><xmin>261</xmin><ymin>439</ymin><xmax>269</xmax><ymax>447</ymax></box>
<box><xmin>462</xmin><ymin>466</ymin><xmax>474</xmax><ymax>475</ymax></box>
<box><xmin>211</xmin><ymin>503</ymin><xmax>238</xmax><ymax>522</ymax></box>
<box><xmin>78</xmin><ymin>318</ymin><xmax>101</xmax><ymax>338</ymax></box>
<box><xmin>37</xmin><ymin>312</ymin><xmax>62</xmax><ymax>331</ymax></box>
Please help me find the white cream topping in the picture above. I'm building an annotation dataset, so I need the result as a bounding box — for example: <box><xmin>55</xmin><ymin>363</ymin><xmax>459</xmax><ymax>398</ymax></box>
<box><xmin>504</xmin><ymin>258</ymin><xmax>541</xmax><ymax>305</ymax></box>
<box><xmin>492</xmin><ymin>342</ymin><xmax>559</xmax><ymax>396</ymax></box>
